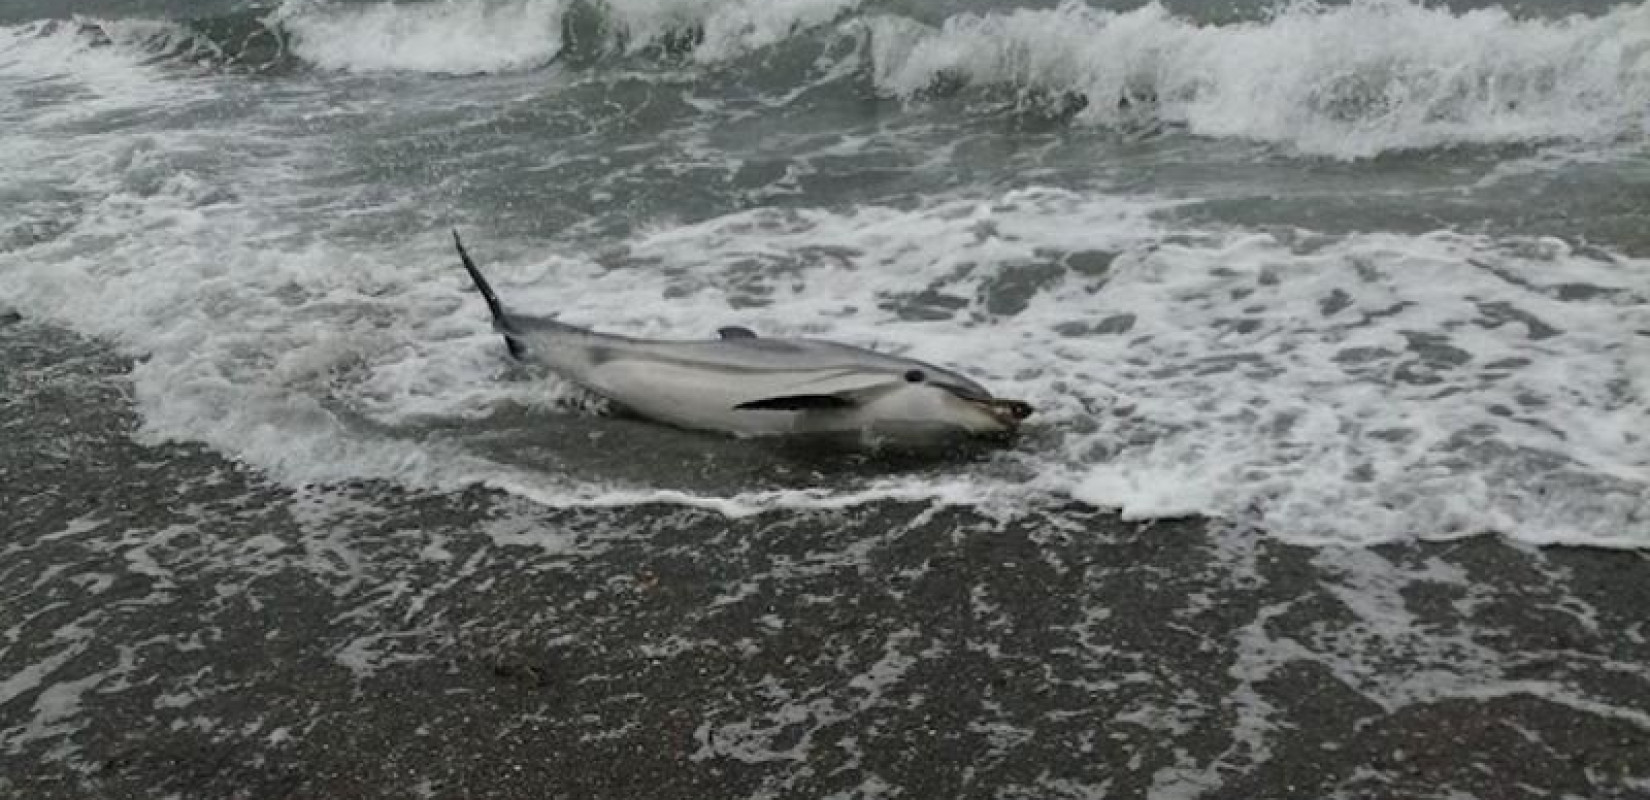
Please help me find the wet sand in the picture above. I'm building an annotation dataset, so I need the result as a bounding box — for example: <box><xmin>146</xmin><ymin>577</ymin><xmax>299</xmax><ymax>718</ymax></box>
<box><xmin>4</xmin><ymin>320</ymin><xmax>1649</xmax><ymax>800</ymax></box>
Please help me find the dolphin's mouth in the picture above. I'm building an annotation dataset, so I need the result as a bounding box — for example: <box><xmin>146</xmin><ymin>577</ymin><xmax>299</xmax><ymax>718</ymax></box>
<box><xmin>981</xmin><ymin>398</ymin><xmax>1034</xmax><ymax>426</ymax></box>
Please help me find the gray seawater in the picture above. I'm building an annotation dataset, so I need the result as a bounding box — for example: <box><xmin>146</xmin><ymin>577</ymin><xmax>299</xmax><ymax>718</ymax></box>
<box><xmin>2</xmin><ymin>1</ymin><xmax>1649</xmax><ymax>798</ymax></box>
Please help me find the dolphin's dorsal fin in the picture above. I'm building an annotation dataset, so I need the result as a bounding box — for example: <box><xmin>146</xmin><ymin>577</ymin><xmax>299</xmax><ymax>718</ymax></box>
<box><xmin>718</xmin><ymin>326</ymin><xmax>759</xmax><ymax>339</ymax></box>
<box><xmin>734</xmin><ymin>394</ymin><xmax>856</xmax><ymax>412</ymax></box>
<box><xmin>453</xmin><ymin>229</ymin><xmax>525</xmax><ymax>359</ymax></box>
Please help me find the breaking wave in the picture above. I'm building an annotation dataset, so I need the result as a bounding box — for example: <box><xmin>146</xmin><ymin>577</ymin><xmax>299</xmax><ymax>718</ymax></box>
<box><xmin>866</xmin><ymin>0</ymin><xmax>1650</xmax><ymax>157</ymax></box>
<box><xmin>17</xmin><ymin>1</ymin><xmax>1648</xmax><ymax>156</ymax></box>
<box><xmin>271</xmin><ymin>0</ymin><xmax>567</xmax><ymax>74</ymax></box>
<box><xmin>271</xmin><ymin>0</ymin><xmax>861</xmax><ymax>74</ymax></box>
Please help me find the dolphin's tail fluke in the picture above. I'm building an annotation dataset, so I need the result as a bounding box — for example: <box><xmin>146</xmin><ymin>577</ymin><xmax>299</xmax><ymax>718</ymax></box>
<box><xmin>453</xmin><ymin>229</ymin><xmax>526</xmax><ymax>360</ymax></box>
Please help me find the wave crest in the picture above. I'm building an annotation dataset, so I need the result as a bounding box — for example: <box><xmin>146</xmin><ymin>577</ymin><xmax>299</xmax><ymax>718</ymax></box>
<box><xmin>867</xmin><ymin>0</ymin><xmax>1650</xmax><ymax>157</ymax></box>
<box><xmin>267</xmin><ymin>0</ymin><xmax>859</xmax><ymax>74</ymax></box>
<box><xmin>31</xmin><ymin>0</ymin><xmax>1645</xmax><ymax>158</ymax></box>
<box><xmin>272</xmin><ymin>0</ymin><xmax>567</xmax><ymax>75</ymax></box>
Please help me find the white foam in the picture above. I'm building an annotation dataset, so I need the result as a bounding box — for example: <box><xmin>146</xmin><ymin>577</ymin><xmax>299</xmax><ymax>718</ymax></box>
<box><xmin>596</xmin><ymin>0</ymin><xmax>859</xmax><ymax>62</ymax></box>
<box><xmin>0</xmin><ymin>18</ymin><xmax>205</xmax><ymax>123</ymax></box>
<box><xmin>271</xmin><ymin>0</ymin><xmax>858</xmax><ymax>74</ymax></box>
<box><xmin>865</xmin><ymin>0</ymin><xmax>1650</xmax><ymax>157</ymax></box>
<box><xmin>275</xmin><ymin>0</ymin><xmax>568</xmax><ymax>75</ymax></box>
<box><xmin>1064</xmin><ymin>229</ymin><xmax>1649</xmax><ymax>546</ymax></box>
<box><xmin>3</xmin><ymin>131</ymin><xmax>1646</xmax><ymax>547</ymax></box>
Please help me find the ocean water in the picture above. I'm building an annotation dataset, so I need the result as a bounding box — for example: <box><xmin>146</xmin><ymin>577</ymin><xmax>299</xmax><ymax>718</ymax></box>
<box><xmin>2</xmin><ymin>2</ymin><xmax>1650</xmax><ymax>797</ymax></box>
<box><xmin>1</xmin><ymin>0</ymin><xmax>1646</xmax><ymax>546</ymax></box>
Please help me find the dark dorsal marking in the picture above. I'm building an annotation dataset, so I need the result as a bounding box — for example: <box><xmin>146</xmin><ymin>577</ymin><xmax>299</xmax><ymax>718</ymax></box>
<box><xmin>734</xmin><ymin>394</ymin><xmax>857</xmax><ymax>412</ymax></box>
<box><xmin>904</xmin><ymin>369</ymin><xmax>925</xmax><ymax>383</ymax></box>
<box><xmin>718</xmin><ymin>326</ymin><xmax>759</xmax><ymax>339</ymax></box>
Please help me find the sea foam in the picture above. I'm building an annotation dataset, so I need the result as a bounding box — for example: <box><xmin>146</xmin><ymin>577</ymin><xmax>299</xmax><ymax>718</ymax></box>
<box><xmin>866</xmin><ymin>0</ymin><xmax>1650</xmax><ymax>157</ymax></box>
<box><xmin>275</xmin><ymin>0</ymin><xmax>567</xmax><ymax>74</ymax></box>
<box><xmin>2</xmin><ymin>126</ymin><xmax>1645</xmax><ymax>545</ymax></box>
<box><xmin>271</xmin><ymin>0</ymin><xmax>859</xmax><ymax>74</ymax></box>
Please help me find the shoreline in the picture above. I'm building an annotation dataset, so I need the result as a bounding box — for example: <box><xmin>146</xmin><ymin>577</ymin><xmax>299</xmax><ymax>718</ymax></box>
<box><xmin>4</xmin><ymin>321</ymin><xmax>1650</xmax><ymax>800</ymax></box>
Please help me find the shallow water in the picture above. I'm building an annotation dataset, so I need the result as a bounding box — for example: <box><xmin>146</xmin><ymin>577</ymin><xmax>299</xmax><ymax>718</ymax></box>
<box><xmin>3</xmin><ymin>0</ymin><xmax>1646</xmax><ymax>547</ymax></box>
<box><xmin>4</xmin><ymin>317</ymin><xmax>1650</xmax><ymax>799</ymax></box>
<box><xmin>1</xmin><ymin>3</ymin><xmax>1649</xmax><ymax>795</ymax></box>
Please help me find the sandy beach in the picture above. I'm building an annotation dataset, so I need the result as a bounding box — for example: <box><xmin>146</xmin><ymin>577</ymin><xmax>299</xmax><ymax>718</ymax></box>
<box><xmin>6</xmin><ymin>319</ymin><xmax>1648</xmax><ymax>799</ymax></box>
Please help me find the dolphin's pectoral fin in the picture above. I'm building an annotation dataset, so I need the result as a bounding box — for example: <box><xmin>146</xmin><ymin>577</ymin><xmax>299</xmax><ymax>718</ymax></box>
<box><xmin>718</xmin><ymin>326</ymin><xmax>758</xmax><ymax>339</ymax></box>
<box><xmin>734</xmin><ymin>393</ymin><xmax>858</xmax><ymax>412</ymax></box>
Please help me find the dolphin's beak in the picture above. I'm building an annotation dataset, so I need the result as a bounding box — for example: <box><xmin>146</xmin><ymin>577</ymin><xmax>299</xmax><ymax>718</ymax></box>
<box><xmin>983</xmin><ymin>398</ymin><xmax>1034</xmax><ymax>426</ymax></box>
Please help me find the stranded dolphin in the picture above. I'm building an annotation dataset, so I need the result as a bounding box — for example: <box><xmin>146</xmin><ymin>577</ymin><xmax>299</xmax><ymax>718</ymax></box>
<box><xmin>453</xmin><ymin>231</ymin><xmax>1032</xmax><ymax>443</ymax></box>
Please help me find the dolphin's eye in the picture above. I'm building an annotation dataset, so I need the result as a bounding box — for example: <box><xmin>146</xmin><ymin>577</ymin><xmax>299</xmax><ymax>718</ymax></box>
<box><xmin>904</xmin><ymin>369</ymin><xmax>925</xmax><ymax>383</ymax></box>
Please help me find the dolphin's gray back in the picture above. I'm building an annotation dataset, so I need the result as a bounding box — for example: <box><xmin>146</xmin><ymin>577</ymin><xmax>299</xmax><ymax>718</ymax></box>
<box><xmin>452</xmin><ymin>230</ymin><xmax>985</xmax><ymax>397</ymax></box>
<box><xmin>548</xmin><ymin>332</ymin><xmax>991</xmax><ymax>399</ymax></box>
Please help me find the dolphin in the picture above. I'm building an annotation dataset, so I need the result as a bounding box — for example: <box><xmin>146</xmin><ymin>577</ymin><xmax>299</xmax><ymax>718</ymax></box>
<box><xmin>453</xmin><ymin>231</ymin><xmax>1032</xmax><ymax>444</ymax></box>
